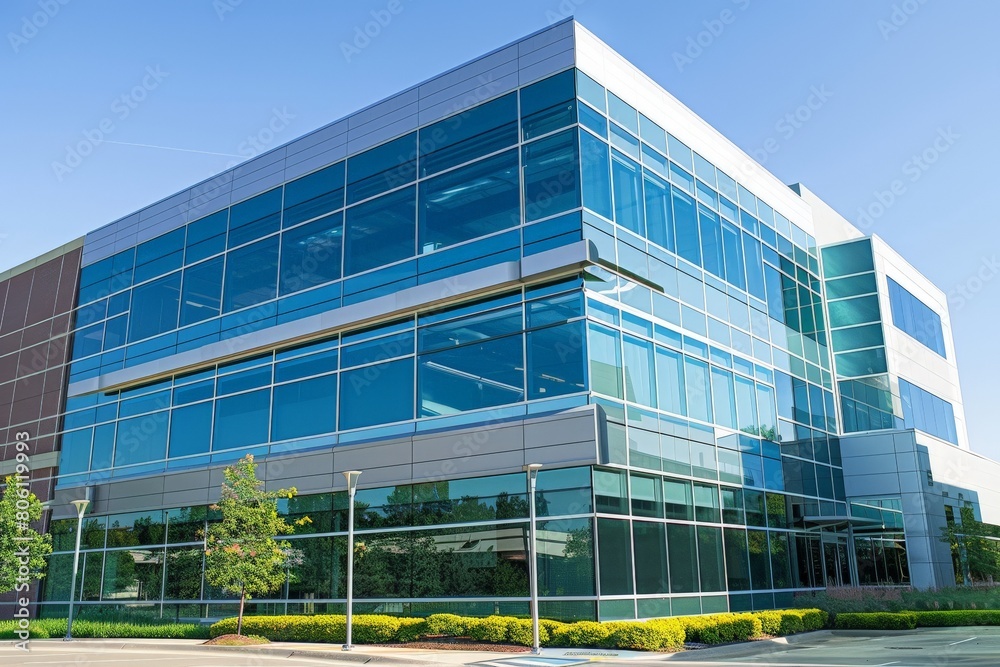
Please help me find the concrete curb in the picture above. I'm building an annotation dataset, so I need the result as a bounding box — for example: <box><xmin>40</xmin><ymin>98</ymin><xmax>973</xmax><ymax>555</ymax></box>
<box><xmin>663</xmin><ymin>630</ymin><xmax>833</xmax><ymax>661</ymax></box>
<box><xmin>2</xmin><ymin>639</ymin><xmax>444</xmax><ymax>664</ymax></box>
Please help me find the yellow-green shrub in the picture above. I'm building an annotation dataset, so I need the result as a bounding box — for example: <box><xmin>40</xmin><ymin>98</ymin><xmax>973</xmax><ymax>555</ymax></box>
<box><xmin>424</xmin><ymin>613</ymin><xmax>470</xmax><ymax>636</ymax></box>
<box><xmin>395</xmin><ymin>617</ymin><xmax>427</xmax><ymax>642</ymax></box>
<box><xmin>508</xmin><ymin>618</ymin><xmax>551</xmax><ymax>646</ymax></box>
<box><xmin>699</xmin><ymin>614</ymin><xmax>763</xmax><ymax>644</ymax></box>
<box><xmin>915</xmin><ymin>610</ymin><xmax>1000</xmax><ymax>626</ymax></box>
<box><xmin>549</xmin><ymin>620</ymin><xmax>611</xmax><ymax>647</ymax></box>
<box><xmin>835</xmin><ymin>612</ymin><xmax>917</xmax><ymax>630</ymax></box>
<box><xmin>467</xmin><ymin>616</ymin><xmax>516</xmax><ymax>643</ymax></box>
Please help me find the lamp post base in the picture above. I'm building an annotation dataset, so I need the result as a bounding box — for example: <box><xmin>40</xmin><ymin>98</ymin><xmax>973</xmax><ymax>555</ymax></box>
<box><xmin>342</xmin><ymin>644</ymin><xmax>353</xmax><ymax>651</ymax></box>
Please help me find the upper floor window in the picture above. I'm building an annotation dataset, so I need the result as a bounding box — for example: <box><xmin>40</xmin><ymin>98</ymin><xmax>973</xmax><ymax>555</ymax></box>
<box><xmin>887</xmin><ymin>277</ymin><xmax>946</xmax><ymax>357</ymax></box>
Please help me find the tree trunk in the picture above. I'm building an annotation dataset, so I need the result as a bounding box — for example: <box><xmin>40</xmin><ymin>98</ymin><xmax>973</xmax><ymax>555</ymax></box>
<box><xmin>237</xmin><ymin>582</ymin><xmax>246</xmax><ymax>636</ymax></box>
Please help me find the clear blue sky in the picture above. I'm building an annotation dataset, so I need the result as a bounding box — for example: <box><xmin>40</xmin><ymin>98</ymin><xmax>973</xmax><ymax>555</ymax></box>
<box><xmin>2</xmin><ymin>1</ymin><xmax>998</xmax><ymax>459</ymax></box>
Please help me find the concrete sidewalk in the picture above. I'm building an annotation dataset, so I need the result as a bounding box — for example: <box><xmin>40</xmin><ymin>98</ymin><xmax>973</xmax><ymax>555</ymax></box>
<box><xmin>6</xmin><ymin>637</ymin><xmax>670</xmax><ymax>665</ymax></box>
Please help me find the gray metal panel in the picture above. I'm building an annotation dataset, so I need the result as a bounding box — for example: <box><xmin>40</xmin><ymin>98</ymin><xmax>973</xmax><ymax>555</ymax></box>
<box><xmin>284</xmin><ymin>148</ymin><xmax>346</xmax><ymax>182</ymax></box>
<box><xmin>517</xmin><ymin>19</ymin><xmax>574</xmax><ymax>57</ymax></box>
<box><xmin>232</xmin><ymin>155</ymin><xmax>286</xmax><ymax>192</ymax></box>
<box><xmin>518</xmin><ymin>51</ymin><xmax>574</xmax><ymax>86</ymax></box>
<box><xmin>232</xmin><ymin>147</ymin><xmax>287</xmax><ymax>181</ymax></box>
<box><xmin>230</xmin><ymin>170</ymin><xmax>286</xmax><ymax>205</ymax></box>
<box><xmin>161</xmin><ymin>488</ymin><xmax>212</xmax><ymax>508</ymax></box>
<box><xmin>162</xmin><ymin>470</ymin><xmax>211</xmax><ymax>493</ymax></box>
<box><xmin>418</xmin><ymin>44</ymin><xmax>518</xmax><ymax>98</ymax></box>
<box><xmin>518</xmin><ymin>36</ymin><xmax>574</xmax><ymax>69</ymax></box>
<box><xmin>349</xmin><ymin>89</ymin><xmax>419</xmax><ymax>129</ymax></box>
<box><xmin>417</xmin><ymin>72</ymin><xmax>520</xmax><ymax>127</ymax></box>
<box><xmin>346</xmin><ymin>116</ymin><xmax>419</xmax><ymax>156</ymax></box>
<box><xmin>412</xmin><ymin>425</ymin><xmax>524</xmax><ymax>463</ymax></box>
<box><xmin>419</xmin><ymin>58</ymin><xmax>519</xmax><ymax>110</ymax></box>
<box><xmin>139</xmin><ymin>191</ymin><xmax>191</xmax><ymax>221</ymax></box>
<box><xmin>412</xmin><ymin>450</ymin><xmax>524</xmax><ymax>480</ymax></box>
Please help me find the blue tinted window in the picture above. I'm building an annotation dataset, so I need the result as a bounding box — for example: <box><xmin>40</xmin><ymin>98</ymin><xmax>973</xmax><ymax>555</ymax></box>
<box><xmin>129</xmin><ymin>273</ymin><xmax>181</xmax><ymax>342</ymax></box>
<box><xmin>134</xmin><ymin>228</ymin><xmax>185</xmax><ymax>284</ymax></box>
<box><xmin>339</xmin><ymin>358</ymin><xmax>414</xmax><ymax>429</ymax></box>
<box><xmin>672</xmin><ymin>187</ymin><xmax>700</xmax><ymax>266</ymax></box>
<box><xmin>520</xmin><ymin>69</ymin><xmax>576</xmax><ymax>140</ymax></box>
<box><xmin>59</xmin><ymin>428</ymin><xmax>92</xmax><ymax>474</ymax></box>
<box><xmin>223</xmin><ymin>236</ymin><xmax>279</xmax><ymax>312</ymax></box>
<box><xmin>272</xmin><ymin>375</ymin><xmax>337</xmax><ymax>440</ymax></box>
<box><xmin>283</xmin><ymin>161</ymin><xmax>345</xmax><ymax>227</ymax></box>
<box><xmin>743</xmin><ymin>233</ymin><xmax>766</xmax><ymax>301</ymax></box>
<box><xmin>579</xmin><ymin>103</ymin><xmax>607</xmax><ymax>136</ymax></box>
<box><xmin>623</xmin><ymin>335</ymin><xmax>655</xmax><ymax>408</ymax></box>
<box><xmin>346</xmin><ymin>132</ymin><xmax>417</xmax><ymax>204</ymax></box>
<box><xmin>685</xmin><ymin>357</ymin><xmax>712</xmax><ymax>423</ymax></box>
<box><xmin>280</xmin><ymin>213</ymin><xmax>343</xmax><ymax>295</ymax></box>
<box><xmin>899</xmin><ymin>378</ymin><xmax>957</xmax><ymax>444</ymax></box>
<box><xmin>722</xmin><ymin>221</ymin><xmax>745</xmax><ymax>291</ymax></box>
<box><xmin>185</xmin><ymin>210</ymin><xmax>227</xmax><ymax>263</ymax></box>
<box><xmin>73</xmin><ymin>323</ymin><xmax>104</xmax><ymax>359</ymax></box>
<box><xmin>114</xmin><ymin>412</ymin><xmax>168</xmax><ymax>466</ymax></box>
<box><xmin>711</xmin><ymin>367</ymin><xmax>736</xmax><ymax>429</ymax></box>
<box><xmin>168</xmin><ymin>402</ymin><xmax>212</xmax><ymax>457</ymax></box>
<box><xmin>655</xmin><ymin>347</ymin><xmax>685</xmax><ymax>415</ymax></box>
<box><xmin>643</xmin><ymin>171</ymin><xmax>673</xmax><ymax>251</ymax></box>
<box><xmin>699</xmin><ymin>207</ymin><xmax>723</xmax><ymax>279</ymax></box>
<box><xmin>576</xmin><ymin>70</ymin><xmax>605</xmax><ymax>111</ymax></box>
<box><xmin>523</xmin><ymin>129</ymin><xmax>580</xmax><ymax>222</ymax></box>
<box><xmin>419</xmin><ymin>335</ymin><xmax>524</xmax><ymax>416</ymax></box>
<box><xmin>419</xmin><ymin>149</ymin><xmax>519</xmax><ymax>251</ymax></box>
<box><xmin>419</xmin><ymin>93</ymin><xmax>517</xmax><ymax>177</ymax></box>
<box><xmin>607</xmin><ymin>92</ymin><xmax>638</xmax><ymax>134</ymax></box>
<box><xmin>667</xmin><ymin>134</ymin><xmax>693</xmax><ymax>170</ymax></box>
<box><xmin>527</xmin><ymin>321</ymin><xmax>586</xmax><ymax>399</ymax></box>
<box><xmin>639</xmin><ymin>114</ymin><xmax>667</xmax><ymax>154</ymax></box>
<box><xmin>274</xmin><ymin>348</ymin><xmax>338</xmax><ymax>382</ymax></box>
<box><xmin>589</xmin><ymin>323</ymin><xmax>622</xmax><ymax>399</ymax></box>
<box><xmin>213</xmin><ymin>389</ymin><xmax>270</xmax><ymax>450</ymax></box>
<box><xmin>229</xmin><ymin>188</ymin><xmax>282</xmax><ymax>248</ymax></box>
<box><xmin>580</xmin><ymin>132</ymin><xmax>612</xmax><ymax>219</ymax></box>
<box><xmin>611</xmin><ymin>151</ymin><xmax>643</xmax><ymax>235</ymax></box>
<box><xmin>180</xmin><ymin>257</ymin><xmax>223</xmax><ymax>326</ymax></box>
<box><xmin>103</xmin><ymin>315</ymin><xmax>127</xmax><ymax>349</ymax></box>
<box><xmin>344</xmin><ymin>185</ymin><xmax>415</xmax><ymax>275</ymax></box>
<box><xmin>887</xmin><ymin>277</ymin><xmax>945</xmax><ymax>357</ymax></box>
<box><xmin>821</xmin><ymin>239</ymin><xmax>874</xmax><ymax>278</ymax></box>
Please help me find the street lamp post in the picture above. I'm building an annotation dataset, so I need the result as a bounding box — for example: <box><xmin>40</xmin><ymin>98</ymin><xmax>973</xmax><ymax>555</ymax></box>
<box><xmin>342</xmin><ymin>470</ymin><xmax>362</xmax><ymax>651</ymax></box>
<box><xmin>64</xmin><ymin>496</ymin><xmax>91</xmax><ymax>641</ymax></box>
<box><xmin>524</xmin><ymin>463</ymin><xmax>543</xmax><ymax>655</ymax></box>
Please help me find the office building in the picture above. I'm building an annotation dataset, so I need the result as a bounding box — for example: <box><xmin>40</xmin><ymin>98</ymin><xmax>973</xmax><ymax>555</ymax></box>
<box><xmin>2</xmin><ymin>19</ymin><xmax>998</xmax><ymax>622</ymax></box>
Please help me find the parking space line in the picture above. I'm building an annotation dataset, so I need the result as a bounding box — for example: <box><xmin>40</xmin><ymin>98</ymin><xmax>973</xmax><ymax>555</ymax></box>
<box><xmin>877</xmin><ymin>661</ymin><xmax>901</xmax><ymax>666</ymax></box>
<box><xmin>948</xmin><ymin>636</ymin><xmax>977</xmax><ymax>646</ymax></box>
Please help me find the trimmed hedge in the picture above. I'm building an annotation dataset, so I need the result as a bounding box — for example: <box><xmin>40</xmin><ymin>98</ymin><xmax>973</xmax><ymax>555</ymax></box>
<box><xmin>915</xmin><ymin>610</ymin><xmax>1000</xmax><ymax>627</ymax></box>
<box><xmin>0</xmin><ymin>619</ymin><xmax>208</xmax><ymax>639</ymax></box>
<box><xmin>207</xmin><ymin>608</ymin><xmax>826</xmax><ymax>650</ymax></box>
<box><xmin>835</xmin><ymin>612</ymin><xmax>917</xmax><ymax>630</ymax></box>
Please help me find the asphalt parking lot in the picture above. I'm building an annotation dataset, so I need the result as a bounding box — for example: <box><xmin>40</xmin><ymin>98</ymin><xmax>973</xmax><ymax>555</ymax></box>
<box><xmin>663</xmin><ymin>626</ymin><xmax>1000</xmax><ymax>667</ymax></box>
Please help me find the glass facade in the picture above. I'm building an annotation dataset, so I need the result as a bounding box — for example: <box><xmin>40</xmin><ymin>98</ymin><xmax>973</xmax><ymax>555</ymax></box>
<box><xmin>886</xmin><ymin>277</ymin><xmax>946</xmax><ymax>357</ymax></box>
<box><xmin>39</xmin><ymin>48</ymin><xmax>963</xmax><ymax>620</ymax></box>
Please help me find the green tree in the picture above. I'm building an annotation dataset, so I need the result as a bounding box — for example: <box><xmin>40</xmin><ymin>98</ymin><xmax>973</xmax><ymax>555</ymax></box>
<box><xmin>0</xmin><ymin>475</ymin><xmax>52</xmax><ymax>594</ymax></box>
<box><xmin>204</xmin><ymin>455</ymin><xmax>301</xmax><ymax>635</ymax></box>
<box><xmin>941</xmin><ymin>506</ymin><xmax>1000</xmax><ymax>584</ymax></box>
